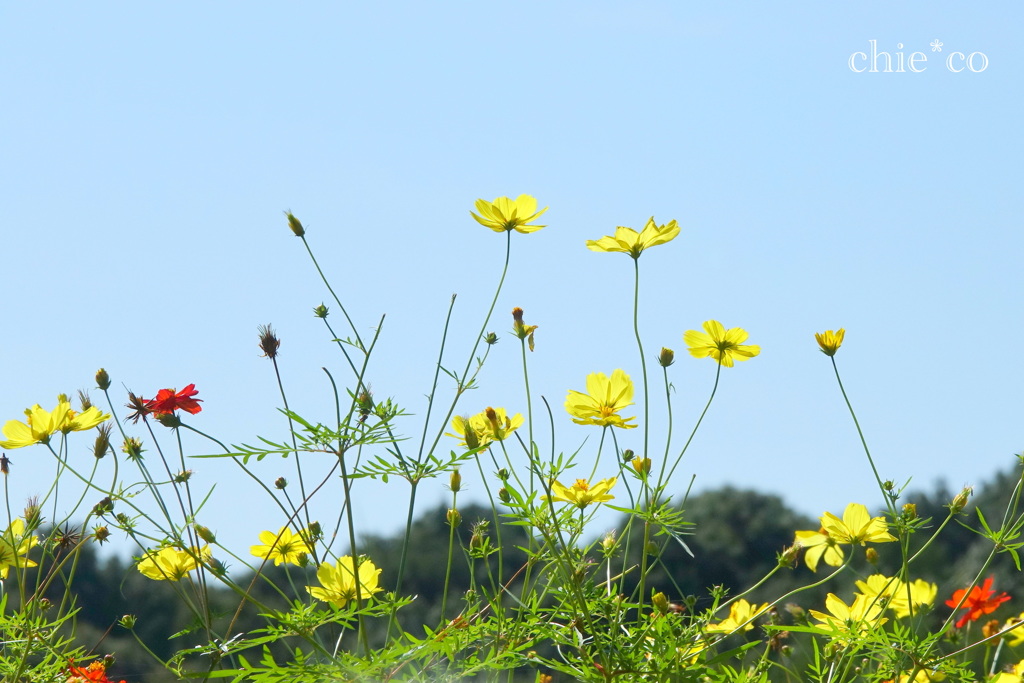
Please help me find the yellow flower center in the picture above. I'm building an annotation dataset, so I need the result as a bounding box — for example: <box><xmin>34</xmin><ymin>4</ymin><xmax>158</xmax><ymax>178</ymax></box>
<box><xmin>572</xmin><ymin>479</ymin><xmax>591</xmax><ymax>492</ymax></box>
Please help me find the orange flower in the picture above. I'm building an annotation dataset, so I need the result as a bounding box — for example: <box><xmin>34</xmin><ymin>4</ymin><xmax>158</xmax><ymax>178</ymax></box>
<box><xmin>67</xmin><ymin>659</ymin><xmax>126</xmax><ymax>683</ymax></box>
<box><xmin>145</xmin><ymin>384</ymin><xmax>202</xmax><ymax>415</ymax></box>
<box><xmin>945</xmin><ymin>576</ymin><xmax>1010</xmax><ymax>628</ymax></box>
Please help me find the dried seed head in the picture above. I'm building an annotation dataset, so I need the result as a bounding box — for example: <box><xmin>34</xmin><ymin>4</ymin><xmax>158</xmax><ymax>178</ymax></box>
<box><xmin>258</xmin><ymin>324</ymin><xmax>281</xmax><ymax>359</ymax></box>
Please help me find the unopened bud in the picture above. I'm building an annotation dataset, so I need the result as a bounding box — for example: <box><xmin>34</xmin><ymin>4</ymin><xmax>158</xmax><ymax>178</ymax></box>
<box><xmin>447</xmin><ymin>508</ymin><xmax>462</xmax><ymax>527</ymax></box>
<box><xmin>306</xmin><ymin>521</ymin><xmax>322</xmax><ymax>541</ymax></box>
<box><xmin>93</xmin><ymin>525</ymin><xmax>111</xmax><ymax>543</ymax></box>
<box><xmin>601</xmin><ymin>530</ymin><xmax>617</xmax><ymax>555</ymax></box>
<box><xmin>173</xmin><ymin>469</ymin><xmax>193</xmax><ymax>483</ymax></box>
<box><xmin>658</xmin><ymin>347</ymin><xmax>675</xmax><ymax>367</ymax></box>
<box><xmin>195</xmin><ymin>525</ymin><xmax>216</xmax><ymax>543</ymax></box>
<box><xmin>274</xmin><ymin>477</ymin><xmax>287</xmax><ymax>489</ymax></box>
<box><xmin>779</xmin><ymin>543</ymin><xmax>800</xmax><ymax>567</ymax></box>
<box><xmin>207</xmin><ymin>557</ymin><xmax>227</xmax><ymax>576</ymax></box>
<box><xmin>122</xmin><ymin>437</ymin><xmax>144</xmax><ymax>460</ymax></box>
<box><xmin>483</xmin><ymin>332</ymin><xmax>499</xmax><ymax>345</ymax></box>
<box><xmin>449</xmin><ymin>469</ymin><xmax>462</xmax><ymax>492</ymax></box>
<box><xmin>102</xmin><ymin>654</ymin><xmax>116</xmax><ymax>669</ymax></box>
<box><xmin>313</xmin><ymin>303</ymin><xmax>329</xmax><ymax>318</ymax></box>
<box><xmin>96</xmin><ymin>368</ymin><xmax>111</xmax><ymax>390</ymax></box>
<box><xmin>622</xmin><ymin>449</ymin><xmax>634</xmax><ymax>461</ymax></box>
<box><xmin>38</xmin><ymin>597</ymin><xmax>53</xmax><ymax>611</ymax></box>
<box><xmin>496</xmin><ymin>468</ymin><xmax>509</xmax><ymax>481</ymax></box>
<box><xmin>93</xmin><ymin>497</ymin><xmax>114</xmax><ymax>515</ymax></box>
<box><xmin>498</xmin><ymin>487</ymin><xmax>511</xmax><ymax>503</ymax></box>
<box><xmin>652</xmin><ymin>592</ymin><xmax>669</xmax><ymax>615</ymax></box>
<box><xmin>285</xmin><ymin>211</ymin><xmax>305</xmax><ymax>236</ymax></box>
<box><xmin>463</xmin><ymin>423</ymin><xmax>480</xmax><ymax>450</ymax></box>
<box><xmin>155</xmin><ymin>412</ymin><xmax>182</xmax><ymax>428</ymax></box>
<box><xmin>865</xmin><ymin>547</ymin><xmax>879</xmax><ymax>565</ymax></box>
<box><xmin>119</xmin><ymin>614</ymin><xmax>137</xmax><ymax>629</ymax></box>
<box><xmin>902</xmin><ymin>503</ymin><xmax>917</xmax><ymax>521</ymax></box>
<box><xmin>951</xmin><ymin>487</ymin><xmax>973</xmax><ymax>514</ymax></box>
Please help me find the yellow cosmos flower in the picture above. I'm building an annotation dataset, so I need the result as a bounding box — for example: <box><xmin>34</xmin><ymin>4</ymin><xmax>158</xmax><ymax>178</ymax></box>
<box><xmin>137</xmin><ymin>545</ymin><xmax>210</xmax><ymax>581</ymax></box>
<box><xmin>821</xmin><ymin>503</ymin><xmax>897</xmax><ymax>545</ymax></box>
<box><xmin>0</xmin><ymin>519</ymin><xmax>39</xmax><ymax>579</ymax></box>
<box><xmin>564</xmin><ymin>369</ymin><xmax>637</xmax><ymax>429</ymax></box>
<box><xmin>586</xmin><ymin>217</ymin><xmax>680</xmax><ymax>259</ymax></box>
<box><xmin>810</xmin><ymin>592</ymin><xmax>887</xmax><ymax>643</ymax></box>
<box><xmin>854</xmin><ymin>574</ymin><xmax>935</xmax><ymax>618</ymax></box>
<box><xmin>794</xmin><ymin>528</ymin><xmax>845</xmax><ymax>572</ymax></box>
<box><xmin>307</xmin><ymin>555</ymin><xmax>383</xmax><ymax>608</ymax></box>
<box><xmin>1</xmin><ymin>400</ymin><xmax>110</xmax><ymax>449</ymax></box>
<box><xmin>683</xmin><ymin>321</ymin><xmax>760</xmax><ymax>368</ymax></box>
<box><xmin>707</xmin><ymin>598</ymin><xmax>769</xmax><ymax>634</ymax></box>
<box><xmin>542</xmin><ymin>477</ymin><xmax>617</xmax><ymax>508</ymax></box>
<box><xmin>471</xmin><ymin>195</ymin><xmax>547</xmax><ymax>234</ymax></box>
<box><xmin>815</xmin><ymin>328</ymin><xmax>845</xmax><ymax>356</ymax></box>
<box><xmin>992</xmin><ymin>660</ymin><xmax>1024</xmax><ymax>683</ymax></box>
<box><xmin>250</xmin><ymin>526</ymin><xmax>314</xmax><ymax>566</ymax></box>
<box><xmin>446</xmin><ymin>407</ymin><xmax>524</xmax><ymax>448</ymax></box>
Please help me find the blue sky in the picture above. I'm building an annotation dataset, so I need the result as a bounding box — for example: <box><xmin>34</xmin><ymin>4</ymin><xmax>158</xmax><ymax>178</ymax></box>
<box><xmin>3</xmin><ymin>3</ymin><xmax>1021</xmax><ymax>559</ymax></box>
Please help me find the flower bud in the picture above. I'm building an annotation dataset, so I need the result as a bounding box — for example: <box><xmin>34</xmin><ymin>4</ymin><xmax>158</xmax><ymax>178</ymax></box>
<box><xmin>622</xmin><ymin>449</ymin><xmax>634</xmax><ymax>461</ymax></box>
<box><xmin>207</xmin><ymin>557</ymin><xmax>227</xmax><ymax>577</ymax></box>
<box><xmin>119</xmin><ymin>614</ymin><xmax>137</xmax><ymax>629</ymax></box>
<box><xmin>93</xmin><ymin>497</ymin><xmax>114</xmax><ymax>515</ymax></box>
<box><xmin>496</xmin><ymin>468</ymin><xmax>509</xmax><ymax>481</ymax></box>
<box><xmin>173</xmin><ymin>469</ymin><xmax>193</xmax><ymax>483</ymax></box>
<box><xmin>865</xmin><ymin>547</ymin><xmax>879</xmax><ymax>565</ymax></box>
<box><xmin>483</xmin><ymin>332</ymin><xmax>499</xmax><ymax>345</ymax></box>
<box><xmin>601</xmin><ymin>530</ymin><xmax>617</xmax><ymax>556</ymax></box>
<box><xmin>93</xmin><ymin>525</ymin><xmax>111</xmax><ymax>544</ymax></box>
<box><xmin>779</xmin><ymin>543</ymin><xmax>800</xmax><ymax>568</ymax></box>
<box><xmin>306</xmin><ymin>521</ymin><xmax>322</xmax><ymax>541</ymax></box>
<box><xmin>38</xmin><ymin>597</ymin><xmax>53</xmax><ymax>611</ymax></box>
<box><xmin>23</xmin><ymin>499</ymin><xmax>41</xmax><ymax>530</ymax></box>
<box><xmin>285</xmin><ymin>211</ymin><xmax>305</xmax><ymax>236</ymax></box>
<box><xmin>631</xmin><ymin>457</ymin><xmax>651</xmax><ymax>476</ymax></box>
<box><xmin>652</xmin><ymin>591</ymin><xmax>669</xmax><ymax>615</ymax></box>
<box><xmin>951</xmin><ymin>487</ymin><xmax>973</xmax><ymax>514</ymax></box>
<box><xmin>645</xmin><ymin>541</ymin><xmax>658</xmax><ymax>556</ymax></box>
<box><xmin>102</xmin><ymin>654</ymin><xmax>116</xmax><ymax>669</ymax></box>
<box><xmin>155</xmin><ymin>412</ymin><xmax>182</xmax><ymax>428</ymax></box>
<box><xmin>313</xmin><ymin>303</ymin><xmax>329</xmax><ymax>318</ymax></box>
<box><xmin>449</xmin><ymin>469</ymin><xmax>462</xmax><ymax>492</ymax></box>
<box><xmin>274</xmin><ymin>477</ymin><xmax>288</xmax><ymax>489</ymax></box>
<box><xmin>498</xmin><ymin>487</ymin><xmax>511</xmax><ymax>504</ymax></box>
<box><xmin>658</xmin><ymin>347</ymin><xmax>675</xmax><ymax>367</ymax></box>
<box><xmin>195</xmin><ymin>524</ymin><xmax>216</xmax><ymax>543</ymax></box>
<box><xmin>122</xmin><ymin>437</ymin><xmax>144</xmax><ymax>460</ymax></box>
<box><xmin>447</xmin><ymin>508</ymin><xmax>462</xmax><ymax>527</ymax></box>
<box><xmin>463</xmin><ymin>423</ymin><xmax>480</xmax><ymax>450</ymax></box>
<box><xmin>96</xmin><ymin>368</ymin><xmax>111</xmax><ymax>390</ymax></box>
<box><xmin>902</xmin><ymin>503</ymin><xmax>917</xmax><ymax>521</ymax></box>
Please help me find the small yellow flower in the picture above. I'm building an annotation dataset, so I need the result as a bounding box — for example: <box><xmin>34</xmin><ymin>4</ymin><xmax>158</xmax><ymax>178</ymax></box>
<box><xmin>250</xmin><ymin>526</ymin><xmax>314</xmax><ymax>566</ymax></box>
<box><xmin>446</xmin><ymin>407</ymin><xmax>523</xmax><ymax>448</ymax></box>
<box><xmin>542</xmin><ymin>477</ymin><xmax>617</xmax><ymax>508</ymax></box>
<box><xmin>815</xmin><ymin>328</ymin><xmax>845</xmax><ymax>356</ymax></box>
<box><xmin>707</xmin><ymin>598</ymin><xmax>769</xmax><ymax>634</ymax></box>
<box><xmin>854</xmin><ymin>574</ymin><xmax>936</xmax><ymax>618</ymax></box>
<box><xmin>586</xmin><ymin>217</ymin><xmax>680</xmax><ymax>259</ymax></box>
<box><xmin>1</xmin><ymin>399</ymin><xmax>110</xmax><ymax>449</ymax></box>
<box><xmin>683</xmin><ymin>321</ymin><xmax>760</xmax><ymax>367</ymax></box>
<box><xmin>137</xmin><ymin>545</ymin><xmax>210</xmax><ymax>581</ymax></box>
<box><xmin>564</xmin><ymin>369</ymin><xmax>637</xmax><ymax>429</ymax></box>
<box><xmin>0</xmin><ymin>519</ymin><xmax>39</xmax><ymax>579</ymax></box>
<box><xmin>307</xmin><ymin>555</ymin><xmax>383</xmax><ymax>608</ymax></box>
<box><xmin>810</xmin><ymin>592</ymin><xmax>887</xmax><ymax>643</ymax></box>
<box><xmin>471</xmin><ymin>195</ymin><xmax>547</xmax><ymax>234</ymax></box>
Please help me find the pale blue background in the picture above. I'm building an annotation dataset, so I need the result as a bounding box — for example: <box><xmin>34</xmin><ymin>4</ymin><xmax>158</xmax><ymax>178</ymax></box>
<box><xmin>3</xmin><ymin>3</ymin><xmax>1020</xmax><ymax>558</ymax></box>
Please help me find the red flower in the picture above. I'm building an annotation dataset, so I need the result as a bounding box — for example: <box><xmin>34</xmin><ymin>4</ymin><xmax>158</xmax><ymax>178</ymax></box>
<box><xmin>945</xmin><ymin>576</ymin><xmax>1011</xmax><ymax>628</ymax></box>
<box><xmin>67</xmin><ymin>659</ymin><xmax>126</xmax><ymax>683</ymax></box>
<box><xmin>145</xmin><ymin>384</ymin><xmax>203</xmax><ymax>415</ymax></box>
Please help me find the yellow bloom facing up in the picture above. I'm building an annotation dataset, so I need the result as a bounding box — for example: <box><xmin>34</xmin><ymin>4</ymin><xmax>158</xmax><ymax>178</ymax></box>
<box><xmin>1</xmin><ymin>399</ymin><xmax>110</xmax><ymax>449</ymax></box>
<box><xmin>815</xmin><ymin>328</ymin><xmax>845</xmax><ymax>356</ymax></box>
<box><xmin>471</xmin><ymin>195</ymin><xmax>547</xmax><ymax>234</ymax></box>
<box><xmin>307</xmin><ymin>555</ymin><xmax>383</xmax><ymax>608</ymax></box>
<box><xmin>446</xmin><ymin>407</ymin><xmax>524</xmax><ymax>448</ymax></box>
<box><xmin>854</xmin><ymin>574</ymin><xmax>935</xmax><ymax>618</ymax></box>
<box><xmin>707</xmin><ymin>598</ymin><xmax>770</xmax><ymax>634</ymax></box>
<box><xmin>683</xmin><ymin>321</ymin><xmax>760</xmax><ymax>367</ymax></box>
<box><xmin>250</xmin><ymin>526</ymin><xmax>314</xmax><ymax>566</ymax></box>
<box><xmin>137</xmin><ymin>545</ymin><xmax>210</xmax><ymax>581</ymax></box>
<box><xmin>0</xmin><ymin>519</ymin><xmax>39</xmax><ymax>579</ymax></box>
<box><xmin>564</xmin><ymin>369</ymin><xmax>637</xmax><ymax>429</ymax></box>
<box><xmin>542</xmin><ymin>477</ymin><xmax>617</xmax><ymax>508</ymax></box>
<box><xmin>821</xmin><ymin>503</ymin><xmax>897</xmax><ymax>545</ymax></box>
<box><xmin>586</xmin><ymin>217</ymin><xmax>680</xmax><ymax>259</ymax></box>
<box><xmin>793</xmin><ymin>528</ymin><xmax>844</xmax><ymax>572</ymax></box>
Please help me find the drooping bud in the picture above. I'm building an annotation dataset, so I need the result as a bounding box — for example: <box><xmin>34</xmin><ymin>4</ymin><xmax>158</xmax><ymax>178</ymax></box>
<box><xmin>285</xmin><ymin>211</ymin><xmax>305</xmax><ymax>236</ymax></box>
<box><xmin>658</xmin><ymin>347</ymin><xmax>675</xmax><ymax>367</ymax></box>
<box><xmin>95</xmin><ymin>368</ymin><xmax>111</xmax><ymax>390</ymax></box>
<box><xmin>652</xmin><ymin>592</ymin><xmax>669</xmax><ymax>615</ymax></box>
